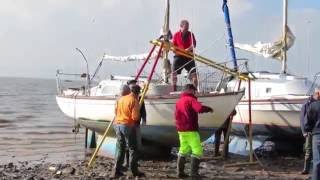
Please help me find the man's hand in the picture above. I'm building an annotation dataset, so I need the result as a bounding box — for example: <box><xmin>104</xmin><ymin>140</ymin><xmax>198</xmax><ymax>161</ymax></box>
<box><xmin>141</xmin><ymin>120</ymin><xmax>146</xmax><ymax>126</ymax></box>
<box><xmin>207</xmin><ymin>107</ymin><xmax>213</xmax><ymax>113</ymax></box>
<box><xmin>304</xmin><ymin>132</ymin><xmax>311</xmax><ymax>137</ymax></box>
<box><xmin>185</xmin><ymin>46</ymin><xmax>193</xmax><ymax>52</ymax></box>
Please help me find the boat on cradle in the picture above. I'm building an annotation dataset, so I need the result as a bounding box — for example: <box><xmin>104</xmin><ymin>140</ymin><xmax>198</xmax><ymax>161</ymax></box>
<box><xmin>228</xmin><ymin>72</ymin><xmax>317</xmax><ymax>140</ymax></box>
<box><xmin>55</xmin><ymin>0</ymin><xmax>248</xmax><ymax>150</ymax></box>
<box><xmin>226</xmin><ymin>0</ymin><xmax>319</xmax><ymax>141</ymax></box>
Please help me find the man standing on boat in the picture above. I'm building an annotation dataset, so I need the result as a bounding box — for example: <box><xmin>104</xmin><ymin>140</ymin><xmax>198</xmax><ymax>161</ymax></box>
<box><xmin>300</xmin><ymin>90</ymin><xmax>318</xmax><ymax>174</ymax></box>
<box><xmin>111</xmin><ymin>85</ymin><xmax>145</xmax><ymax>178</ymax></box>
<box><xmin>175</xmin><ymin>84</ymin><xmax>213</xmax><ymax>178</ymax></box>
<box><xmin>304</xmin><ymin>88</ymin><xmax>320</xmax><ymax>180</ymax></box>
<box><xmin>172</xmin><ymin>20</ymin><xmax>197</xmax><ymax>91</ymax></box>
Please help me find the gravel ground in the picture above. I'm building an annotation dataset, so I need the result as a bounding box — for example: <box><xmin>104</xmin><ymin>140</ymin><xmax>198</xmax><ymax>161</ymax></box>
<box><xmin>0</xmin><ymin>144</ymin><xmax>311</xmax><ymax>180</ymax></box>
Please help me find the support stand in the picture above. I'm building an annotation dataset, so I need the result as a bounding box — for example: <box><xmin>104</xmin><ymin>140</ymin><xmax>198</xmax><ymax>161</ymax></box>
<box><xmin>224</xmin><ymin>79</ymin><xmax>258</xmax><ymax>167</ymax></box>
<box><xmin>87</xmin><ymin>43</ymin><xmax>163</xmax><ymax>167</ymax></box>
<box><xmin>221</xmin><ymin>79</ymin><xmax>242</xmax><ymax>159</ymax></box>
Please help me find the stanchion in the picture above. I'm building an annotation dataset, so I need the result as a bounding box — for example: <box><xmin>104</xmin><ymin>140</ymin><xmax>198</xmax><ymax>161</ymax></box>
<box><xmin>224</xmin><ymin>79</ymin><xmax>258</xmax><ymax>167</ymax></box>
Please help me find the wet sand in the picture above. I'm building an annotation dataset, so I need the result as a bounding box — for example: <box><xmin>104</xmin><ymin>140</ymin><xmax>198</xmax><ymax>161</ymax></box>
<box><xmin>0</xmin><ymin>144</ymin><xmax>310</xmax><ymax>180</ymax></box>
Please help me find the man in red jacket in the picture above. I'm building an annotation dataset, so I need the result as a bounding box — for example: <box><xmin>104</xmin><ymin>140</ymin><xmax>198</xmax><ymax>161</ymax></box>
<box><xmin>175</xmin><ymin>84</ymin><xmax>213</xmax><ymax>178</ymax></box>
<box><xmin>172</xmin><ymin>20</ymin><xmax>197</xmax><ymax>91</ymax></box>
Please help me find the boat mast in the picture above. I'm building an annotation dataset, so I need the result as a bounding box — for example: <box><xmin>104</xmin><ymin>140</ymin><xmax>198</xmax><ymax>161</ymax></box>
<box><xmin>162</xmin><ymin>0</ymin><xmax>171</xmax><ymax>83</ymax></box>
<box><xmin>222</xmin><ymin>0</ymin><xmax>238</xmax><ymax>71</ymax></box>
<box><xmin>281</xmin><ymin>0</ymin><xmax>288</xmax><ymax>74</ymax></box>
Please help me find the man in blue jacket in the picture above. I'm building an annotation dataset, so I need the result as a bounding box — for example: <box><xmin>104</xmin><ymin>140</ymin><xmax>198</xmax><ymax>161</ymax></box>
<box><xmin>300</xmin><ymin>92</ymin><xmax>317</xmax><ymax>174</ymax></box>
<box><xmin>304</xmin><ymin>88</ymin><xmax>320</xmax><ymax>180</ymax></box>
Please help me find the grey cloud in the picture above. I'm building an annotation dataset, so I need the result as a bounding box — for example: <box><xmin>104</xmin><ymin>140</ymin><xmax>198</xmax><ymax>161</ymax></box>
<box><xmin>0</xmin><ymin>0</ymin><xmax>318</xmax><ymax>80</ymax></box>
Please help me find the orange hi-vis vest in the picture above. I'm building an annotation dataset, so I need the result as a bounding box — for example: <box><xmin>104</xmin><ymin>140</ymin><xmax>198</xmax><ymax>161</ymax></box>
<box><xmin>114</xmin><ymin>93</ymin><xmax>140</xmax><ymax>126</ymax></box>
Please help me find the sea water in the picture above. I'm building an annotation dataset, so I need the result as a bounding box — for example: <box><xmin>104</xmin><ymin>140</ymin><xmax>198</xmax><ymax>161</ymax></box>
<box><xmin>0</xmin><ymin>77</ymin><xmax>85</xmax><ymax>164</ymax></box>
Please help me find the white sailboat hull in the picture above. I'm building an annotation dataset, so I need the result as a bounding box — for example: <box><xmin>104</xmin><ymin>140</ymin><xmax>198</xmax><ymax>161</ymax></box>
<box><xmin>227</xmin><ymin>72</ymin><xmax>312</xmax><ymax>139</ymax></box>
<box><xmin>232</xmin><ymin>97</ymin><xmax>307</xmax><ymax>138</ymax></box>
<box><xmin>56</xmin><ymin>91</ymin><xmax>244</xmax><ymax>146</ymax></box>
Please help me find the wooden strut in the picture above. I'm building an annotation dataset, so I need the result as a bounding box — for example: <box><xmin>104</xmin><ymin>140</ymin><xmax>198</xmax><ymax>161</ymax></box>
<box><xmin>221</xmin><ymin>79</ymin><xmax>243</xmax><ymax>159</ymax></box>
<box><xmin>87</xmin><ymin>43</ymin><xmax>163</xmax><ymax>167</ymax></box>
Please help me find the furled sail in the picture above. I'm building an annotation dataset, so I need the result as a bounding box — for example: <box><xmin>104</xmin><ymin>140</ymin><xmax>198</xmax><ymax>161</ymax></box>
<box><xmin>103</xmin><ymin>51</ymin><xmax>159</xmax><ymax>62</ymax></box>
<box><xmin>234</xmin><ymin>26</ymin><xmax>295</xmax><ymax>60</ymax></box>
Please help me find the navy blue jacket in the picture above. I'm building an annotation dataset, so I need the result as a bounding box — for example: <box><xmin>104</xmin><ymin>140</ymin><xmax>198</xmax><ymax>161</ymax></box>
<box><xmin>304</xmin><ymin>100</ymin><xmax>320</xmax><ymax>135</ymax></box>
<box><xmin>300</xmin><ymin>97</ymin><xmax>315</xmax><ymax>134</ymax></box>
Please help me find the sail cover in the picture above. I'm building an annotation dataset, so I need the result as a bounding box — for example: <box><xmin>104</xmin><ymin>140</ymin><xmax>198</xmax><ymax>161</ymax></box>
<box><xmin>234</xmin><ymin>26</ymin><xmax>295</xmax><ymax>60</ymax></box>
<box><xmin>103</xmin><ymin>50</ymin><xmax>159</xmax><ymax>62</ymax></box>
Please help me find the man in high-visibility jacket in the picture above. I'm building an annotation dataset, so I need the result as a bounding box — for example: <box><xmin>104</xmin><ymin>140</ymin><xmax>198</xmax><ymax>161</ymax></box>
<box><xmin>175</xmin><ymin>84</ymin><xmax>213</xmax><ymax>178</ymax></box>
<box><xmin>111</xmin><ymin>85</ymin><xmax>145</xmax><ymax>178</ymax></box>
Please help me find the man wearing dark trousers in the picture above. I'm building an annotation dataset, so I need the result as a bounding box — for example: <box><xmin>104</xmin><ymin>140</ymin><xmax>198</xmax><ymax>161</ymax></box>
<box><xmin>214</xmin><ymin>109</ymin><xmax>236</xmax><ymax>158</ymax></box>
<box><xmin>300</xmin><ymin>92</ymin><xmax>317</xmax><ymax>174</ymax></box>
<box><xmin>304</xmin><ymin>88</ymin><xmax>320</xmax><ymax>180</ymax></box>
<box><xmin>172</xmin><ymin>20</ymin><xmax>197</xmax><ymax>91</ymax></box>
<box><xmin>122</xmin><ymin>80</ymin><xmax>146</xmax><ymax>168</ymax></box>
<box><xmin>111</xmin><ymin>85</ymin><xmax>144</xmax><ymax>178</ymax></box>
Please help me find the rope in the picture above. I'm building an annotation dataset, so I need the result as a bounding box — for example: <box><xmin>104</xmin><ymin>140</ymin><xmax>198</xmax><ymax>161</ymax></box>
<box><xmin>71</xmin><ymin>91</ymin><xmax>81</xmax><ymax>162</ymax></box>
<box><xmin>198</xmin><ymin>33</ymin><xmax>225</xmax><ymax>56</ymax></box>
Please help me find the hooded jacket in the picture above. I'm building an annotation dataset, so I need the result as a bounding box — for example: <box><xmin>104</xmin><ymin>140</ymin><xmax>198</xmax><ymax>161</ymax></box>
<box><xmin>305</xmin><ymin>100</ymin><xmax>320</xmax><ymax>135</ymax></box>
<box><xmin>175</xmin><ymin>92</ymin><xmax>212</xmax><ymax>131</ymax></box>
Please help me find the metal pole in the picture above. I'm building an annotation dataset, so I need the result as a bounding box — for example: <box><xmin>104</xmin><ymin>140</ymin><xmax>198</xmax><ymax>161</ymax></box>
<box><xmin>140</xmin><ymin>43</ymin><xmax>164</xmax><ymax>105</ymax></box>
<box><xmin>222</xmin><ymin>0</ymin><xmax>238</xmax><ymax>71</ymax></box>
<box><xmin>281</xmin><ymin>0</ymin><xmax>288</xmax><ymax>74</ymax></box>
<box><xmin>162</xmin><ymin>0</ymin><xmax>171</xmax><ymax>83</ymax></box>
<box><xmin>75</xmin><ymin>48</ymin><xmax>90</xmax><ymax>96</ymax></box>
<box><xmin>248</xmin><ymin>79</ymin><xmax>253</xmax><ymax>162</ymax></box>
<box><xmin>135</xmin><ymin>45</ymin><xmax>157</xmax><ymax>80</ymax></box>
<box><xmin>87</xmin><ymin>117</ymin><xmax>115</xmax><ymax>167</ymax></box>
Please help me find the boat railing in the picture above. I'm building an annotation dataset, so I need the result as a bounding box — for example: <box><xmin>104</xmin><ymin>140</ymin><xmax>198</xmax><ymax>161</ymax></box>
<box><xmin>308</xmin><ymin>71</ymin><xmax>320</xmax><ymax>95</ymax></box>
<box><xmin>187</xmin><ymin>59</ymin><xmax>249</xmax><ymax>93</ymax></box>
<box><xmin>56</xmin><ymin>69</ymin><xmax>90</xmax><ymax>96</ymax></box>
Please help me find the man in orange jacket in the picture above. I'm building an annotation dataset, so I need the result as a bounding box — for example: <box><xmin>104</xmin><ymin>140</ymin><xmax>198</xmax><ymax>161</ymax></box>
<box><xmin>111</xmin><ymin>85</ymin><xmax>145</xmax><ymax>178</ymax></box>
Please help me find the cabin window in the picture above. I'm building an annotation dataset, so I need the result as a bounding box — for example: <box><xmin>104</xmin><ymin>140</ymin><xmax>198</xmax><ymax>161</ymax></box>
<box><xmin>101</xmin><ymin>86</ymin><xmax>119</xmax><ymax>95</ymax></box>
<box><xmin>266</xmin><ymin>88</ymin><xmax>272</xmax><ymax>93</ymax></box>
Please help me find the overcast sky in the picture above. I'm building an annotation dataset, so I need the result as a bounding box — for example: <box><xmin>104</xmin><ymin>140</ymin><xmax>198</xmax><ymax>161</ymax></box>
<box><xmin>0</xmin><ymin>0</ymin><xmax>319</xmax><ymax>79</ymax></box>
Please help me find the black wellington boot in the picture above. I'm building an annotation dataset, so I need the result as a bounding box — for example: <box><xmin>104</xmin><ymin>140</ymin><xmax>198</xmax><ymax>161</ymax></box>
<box><xmin>301</xmin><ymin>159</ymin><xmax>311</xmax><ymax>175</ymax></box>
<box><xmin>190</xmin><ymin>156</ymin><xmax>201</xmax><ymax>179</ymax></box>
<box><xmin>177</xmin><ymin>155</ymin><xmax>188</xmax><ymax>178</ymax></box>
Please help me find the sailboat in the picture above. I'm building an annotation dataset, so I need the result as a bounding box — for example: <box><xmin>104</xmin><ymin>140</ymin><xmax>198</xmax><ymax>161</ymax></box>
<box><xmin>227</xmin><ymin>0</ymin><xmax>317</xmax><ymax>140</ymax></box>
<box><xmin>56</xmin><ymin>0</ymin><xmax>246</xmax><ymax>150</ymax></box>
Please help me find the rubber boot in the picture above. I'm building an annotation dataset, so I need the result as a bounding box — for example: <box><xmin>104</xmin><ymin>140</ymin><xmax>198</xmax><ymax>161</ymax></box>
<box><xmin>123</xmin><ymin>149</ymin><xmax>129</xmax><ymax>168</ymax></box>
<box><xmin>177</xmin><ymin>155</ymin><xmax>188</xmax><ymax>178</ymax></box>
<box><xmin>110</xmin><ymin>167</ymin><xmax>124</xmax><ymax>178</ymax></box>
<box><xmin>131</xmin><ymin>167</ymin><xmax>145</xmax><ymax>177</ymax></box>
<box><xmin>214</xmin><ymin>141</ymin><xmax>220</xmax><ymax>157</ymax></box>
<box><xmin>190</xmin><ymin>156</ymin><xmax>200</xmax><ymax>179</ymax></box>
<box><xmin>301</xmin><ymin>159</ymin><xmax>311</xmax><ymax>174</ymax></box>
